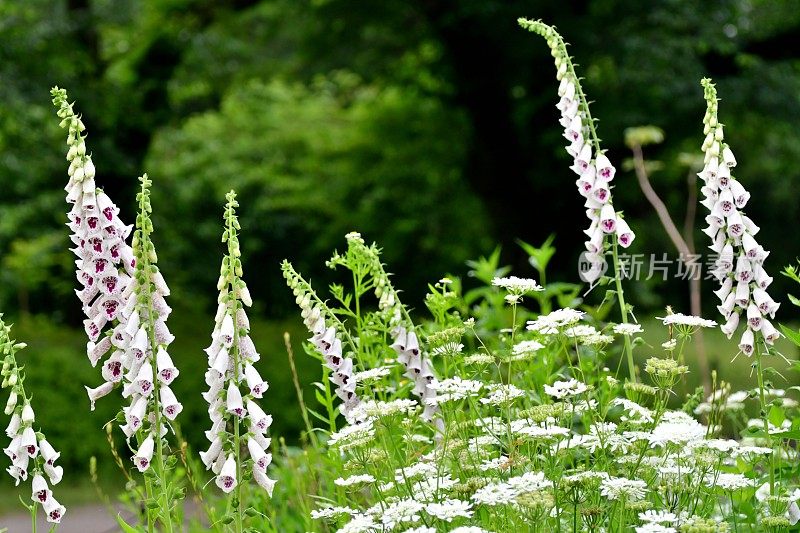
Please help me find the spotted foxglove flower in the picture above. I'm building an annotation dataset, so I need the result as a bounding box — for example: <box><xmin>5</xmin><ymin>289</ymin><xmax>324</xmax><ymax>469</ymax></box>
<box><xmin>282</xmin><ymin>261</ymin><xmax>361</xmax><ymax>422</ymax></box>
<box><xmin>698</xmin><ymin>79</ymin><xmax>781</xmax><ymax>354</ymax></box>
<box><xmin>202</xmin><ymin>192</ymin><xmax>275</xmax><ymax>497</ymax></box>
<box><xmin>42</xmin><ymin>496</ymin><xmax>67</xmax><ymax>525</ymax></box>
<box><xmin>216</xmin><ymin>454</ymin><xmax>237</xmax><ymax>494</ymax></box>
<box><xmin>519</xmin><ymin>19</ymin><xmax>636</xmax><ymax>285</ymax></box>
<box><xmin>133</xmin><ymin>435</ymin><xmax>155</xmax><ymax>473</ymax></box>
<box><xmin>52</xmin><ymin>88</ymin><xmax>139</xmax><ymax>408</ymax></box>
<box><xmin>1</xmin><ymin>317</ymin><xmax>66</xmax><ymax>523</ymax></box>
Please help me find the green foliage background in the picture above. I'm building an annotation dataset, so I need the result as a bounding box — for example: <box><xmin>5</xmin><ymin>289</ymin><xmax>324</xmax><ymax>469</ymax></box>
<box><xmin>0</xmin><ymin>0</ymin><xmax>799</xmax><ymax>496</ymax></box>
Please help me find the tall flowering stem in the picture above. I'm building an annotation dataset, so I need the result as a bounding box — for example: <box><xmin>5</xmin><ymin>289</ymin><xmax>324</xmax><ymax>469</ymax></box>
<box><xmin>202</xmin><ymin>192</ymin><xmax>275</xmax><ymax>531</ymax></box>
<box><xmin>52</xmin><ymin>87</ymin><xmax>139</xmax><ymax>407</ymax></box>
<box><xmin>1</xmin><ymin>315</ymin><xmax>66</xmax><ymax>527</ymax></box>
<box><xmin>281</xmin><ymin>261</ymin><xmax>361</xmax><ymax>425</ymax></box>
<box><xmin>53</xmin><ymin>88</ymin><xmax>183</xmax><ymax>529</ymax></box>
<box><xmin>518</xmin><ymin>19</ymin><xmax>637</xmax><ymax>381</ymax></box>
<box><xmin>699</xmin><ymin>78</ymin><xmax>781</xmax><ymax>494</ymax></box>
<box><xmin>334</xmin><ymin>233</ymin><xmax>441</xmax><ymax>424</ymax></box>
<box><xmin>127</xmin><ymin>174</ymin><xmax>182</xmax><ymax>531</ymax></box>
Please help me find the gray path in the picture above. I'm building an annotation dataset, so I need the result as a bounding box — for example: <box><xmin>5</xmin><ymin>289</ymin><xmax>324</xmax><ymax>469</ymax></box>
<box><xmin>1</xmin><ymin>504</ymin><xmax>129</xmax><ymax>533</ymax></box>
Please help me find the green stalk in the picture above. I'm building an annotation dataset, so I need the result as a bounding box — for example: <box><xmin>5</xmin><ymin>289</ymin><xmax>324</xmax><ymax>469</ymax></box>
<box><xmin>754</xmin><ymin>338</ymin><xmax>774</xmax><ymax>496</ymax></box>
<box><xmin>529</xmin><ymin>22</ymin><xmax>636</xmax><ymax>382</ymax></box>
<box><xmin>611</xmin><ymin>236</ymin><xmax>636</xmax><ymax>382</ymax></box>
<box><xmin>224</xmin><ymin>194</ymin><xmax>245</xmax><ymax>533</ymax></box>
<box><xmin>137</xmin><ymin>176</ymin><xmax>172</xmax><ymax>532</ymax></box>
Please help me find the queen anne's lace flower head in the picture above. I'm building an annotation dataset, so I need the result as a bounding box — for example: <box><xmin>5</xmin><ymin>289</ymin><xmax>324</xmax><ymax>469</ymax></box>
<box><xmin>201</xmin><ymin>192</ymin><xmax>275</xmax><ymax>496</ymax></box>
<box><xmin>698</xmin><ymin>79</ymin><xmax>781</xmax><ymax>354</ymax></box>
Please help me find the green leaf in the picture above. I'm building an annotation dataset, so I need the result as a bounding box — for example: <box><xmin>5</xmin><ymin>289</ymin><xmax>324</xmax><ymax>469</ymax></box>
<box><xmin>769</xmin><ymin>405</ymin><xmax>786</xmax><ymax>427</ymax></box>
<box><xmin>779</xmin><ymin>324</ymin><xmax>800</xmax><ymax>347</ymax></box>
<box><xmin>116</xmin><ymin>514</ymin><xmax>145</xmax><ymax>533</ymax></box>
<box><xmin>307</xmin><ymin>408</ymin><xmax>329</xmax><ymax>424</ymax></box>
<box><xmin>314</xmin><ymin>389</ymin><xmax>327</xmax><ymax>406</ymax></box>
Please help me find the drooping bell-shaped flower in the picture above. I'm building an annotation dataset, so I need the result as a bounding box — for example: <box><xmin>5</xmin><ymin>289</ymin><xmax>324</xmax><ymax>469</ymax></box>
<box><xmin>216</xmin><ymin>454</ymin><xmax>237</xmax><ymax>494</ymax></box>
<box><xmin>43</xmin><ymin>496</ymin><xmax>66</xmax><ymax>524</ymax></box>
<box><xmin>246</xmin><ymin>400</ymin><xmax>272</xmax><ymax>434</ymax></box>
<box><xmin>31</xmin><ymin>474</ymin><xmax>52</xmax><ymax>504</ymax></box>
<box><xmin>156</xmin><ymin>348</ymin><xmax>179</xmax><ymax>385</ymax></box>
<box><xmin>226</xmin><ymin>382</ymin><xmax>246</xmax><ymax>419</ymax></box>
<box><xmin>159</xmin><ymin>385</ymin><xmax>183</xmax><ymax>421</ymax></box>
<box><xmin>133</xmin><ymin>435</ymin><xmax>155</xmax><ymax>473</ymax></box>
<box><xmin>244</xmin><ymin>364</ymin><xmax>269</xmax><ymax>398</ymax></box>
<box><xmin>85</xmin><ymin>382</ymin><xmax>114</xmax><ymax>411</ymax></box>
<box><xmin>247</xmin><ymin>437</ymin><xmax>272</xmax><ymax>473</ymax></box>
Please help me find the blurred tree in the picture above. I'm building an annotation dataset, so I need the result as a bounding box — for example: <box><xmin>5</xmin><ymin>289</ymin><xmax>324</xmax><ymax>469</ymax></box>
<box><xmin>146</xmin><ymin>75</ymin><xmax>491</xmax><ymax>311</ymax></box>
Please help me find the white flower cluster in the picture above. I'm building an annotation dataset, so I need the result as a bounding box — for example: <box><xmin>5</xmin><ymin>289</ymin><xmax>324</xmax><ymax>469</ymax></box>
<box><xmin>544</xmin><ymin>379</ymin><xmax>588</xmax><ymax>399</ymax></box>
<box><xmin>1</xmin><ymin>320</ymin><xmax>66</xmax><ymax>524</ymax></box>
<box><xmin>526</xmin><ymin>307</ymin><xmax>585</xmax><ymax>334</ymax></box>
<box><xmin>519</xmin><ymin>19</ymin><xmax>634</xmax><ymax>284</ymax></box>
<box><xmin>53</xmin><ymin>88</ymin><xmax>145</xmax><ymax>411</ymax></box>
<box><xmin>472</xmin><ymin>471</ymin><xmax>552</xmax><ymax>506</ymax></box>
<box><xmin>490</xmin><ymin>276</ymin><xmax>544</xmax><ymax>295</ymax></box>
<box><xmin>4</xmin><ymin>402</ymin><xmax>66</xmax><ymax>523</ymax></box>
<box><xmin>201</xmin><ymin>193</ymin><xmax>275</xmax><ymax>496</ymax></box>
<box><xmin>699</xmin><ymin>79</ymin><xmax>781</xmax><ymax>355</ymax></box>
<box><xmin>600</xmin><ymin>476</ymin><xmax>648</xmax><ymax>501</ymax></box>
<box><xmin>657</xmin><ymin>313</ymin><xmax>717</xmax><ymax>329</ymax></box>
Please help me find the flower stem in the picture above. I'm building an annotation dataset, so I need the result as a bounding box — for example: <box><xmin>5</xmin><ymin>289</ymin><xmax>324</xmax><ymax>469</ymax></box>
<box><xmin>611</xmin><ymin>236</ymin><xmax>636</xmax><ymax>382</ymax></box>
<box><xmin>755</xmin><ymin>338</ymin><xmax>774</xmax><ymax>496</ymax></box>
<box><xmin>226</xmin><ymin>199</ymin><xmax>245</xmax><ymax>533</ymax></box>
<box><xmin>137</xmin><ymin>176</ymin><xmax>172</xmax><ymax>532</ymax></box>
